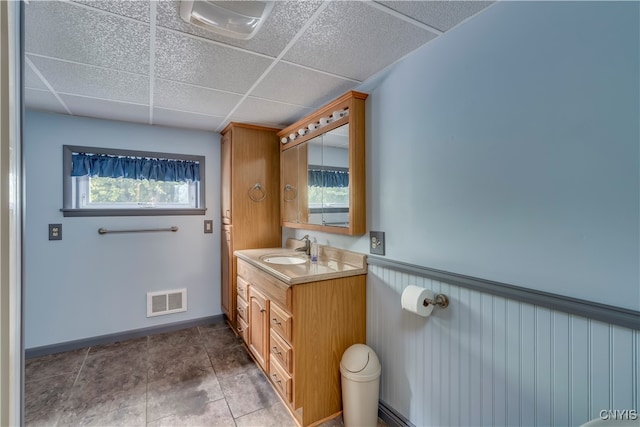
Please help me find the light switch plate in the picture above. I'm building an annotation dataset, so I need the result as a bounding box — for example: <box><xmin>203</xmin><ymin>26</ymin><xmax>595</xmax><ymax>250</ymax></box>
<box><xmin>204</xmin><ymin>220</ymin><xmax>213</xmax><ymax>234</ymax></box>
<box><xmin>370</xmin><ymin>231</ymin><xmax>385</xmax><ymax>255</ymax></box>
<box><xmin>49</xmin><ymin>224</ymin><xmax>62</xmax><ymax>240</ymax></box>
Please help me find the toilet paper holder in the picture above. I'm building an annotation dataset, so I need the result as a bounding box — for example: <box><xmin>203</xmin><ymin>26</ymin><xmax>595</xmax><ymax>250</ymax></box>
<box><xmin>423</xmin><ymin>294</ymin><xmax>449</xmax><ymax>309</ymax></box>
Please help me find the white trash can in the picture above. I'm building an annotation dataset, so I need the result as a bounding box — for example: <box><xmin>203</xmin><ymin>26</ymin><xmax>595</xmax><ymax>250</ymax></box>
<box><xmin>340</xmin><ymin>344</ymin><xmax>381</xmax><ymax>427</ymax></box>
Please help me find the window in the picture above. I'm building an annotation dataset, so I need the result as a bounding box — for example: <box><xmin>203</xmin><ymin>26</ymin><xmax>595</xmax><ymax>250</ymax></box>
<box><xmin>62</xmin><ymin>145</ymin><xmax>206</xmax><ymax>217</ymax></box>
<box><xmin>307</xmin><ymin>165</ymin><xmax>349</xmax><ymax>211</ymax></box>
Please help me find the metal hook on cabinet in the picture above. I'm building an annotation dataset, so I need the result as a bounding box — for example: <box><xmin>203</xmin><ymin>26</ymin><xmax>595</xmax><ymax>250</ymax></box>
<box><xmin>248</xmin><ymin>183</ymin><xmax>267</xmax><ymax>202</ymax></box>
<box><xmin>283</xmin><ymin>184</ymin><xmax>297</xmax><ymax>201</ymax></box>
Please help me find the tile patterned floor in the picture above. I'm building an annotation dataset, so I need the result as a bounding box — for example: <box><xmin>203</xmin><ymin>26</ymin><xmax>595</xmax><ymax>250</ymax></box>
<box><xmin>25</xmin><ymin>320</ymin><xmax>383</xmax><ymax>426</ymax></box>
<box><xmin>25</xmin><ymin>320</ymin><xmax>294</xmax><ymax>426</ymax></box>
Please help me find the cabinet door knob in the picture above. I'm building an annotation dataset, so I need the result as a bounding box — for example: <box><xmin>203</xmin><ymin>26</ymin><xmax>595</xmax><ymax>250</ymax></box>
<box><xmin>260</xmin><ymin>308</ymin><xmax>266</xmax><ymax>313</ymax></box>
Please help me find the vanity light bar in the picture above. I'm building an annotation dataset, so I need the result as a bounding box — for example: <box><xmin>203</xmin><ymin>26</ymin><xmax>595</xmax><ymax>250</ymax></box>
<box><xmin>280</xmin><ymin>108</ymin><xmax>349</xmax><ymax>144</ymax></box>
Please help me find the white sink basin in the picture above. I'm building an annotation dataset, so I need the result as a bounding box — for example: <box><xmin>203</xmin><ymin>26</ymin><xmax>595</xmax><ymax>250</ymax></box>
<box><xmin>261</xmin><ymin>256</ymin><xmax>306</xmax><ymax>265</ymax></box>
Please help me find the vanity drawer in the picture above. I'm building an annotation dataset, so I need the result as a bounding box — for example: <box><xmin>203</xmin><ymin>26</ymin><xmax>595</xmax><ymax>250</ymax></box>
<box><xmin>270</xmin><ymin>303</ymin><xmax>292</xmax><ymax>343</ymax></box>
<box><xmin>236</xmin><ymin>276</ymin><xmax>249</xmax><ymax>302</ymax></box>
<box><xmin>270</xmin><ymin>328</ymin><xmax>293</xmax><ymax>373</ymax></box>
<box><xmin>237</xmin><ymin>316</ymin><xmax>249</xmax><ymax>344</ymax></box>
<box><xmin>237</xmin><ymin>260</ymin><xmax>292</xmax><ymax>310</ymax></box>
<box><xmin>269</xmin><ymin>358</ymin><xmax>292</xmax><ymax>404</ymax></box>
<box><xmin>236</xmin><ymin>296</ymin><xmax>248</xmax><ymax>323</ymax></box>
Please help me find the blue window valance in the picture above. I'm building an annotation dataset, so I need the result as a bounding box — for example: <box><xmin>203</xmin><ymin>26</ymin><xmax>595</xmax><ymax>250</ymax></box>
<box><xmin>71</xmin><ymin>153</ymin><xmax>200</xmax><ymax>183</ymax></box>
<box><xmin>308</xmin><ymin>168</ymin><xmax>349</xmax><ymax>188</ymax></box>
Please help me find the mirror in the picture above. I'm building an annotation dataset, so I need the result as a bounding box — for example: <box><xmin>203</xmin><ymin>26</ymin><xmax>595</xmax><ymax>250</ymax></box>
<box><xmin>307</xmin><ymin>125</ymin><xmax>350</xmax><ymax>227</ymax></box>
<box><xmin>279</xmin><ymin>91</ymin><xmax>367</xmax><ymax>235</ymax></box>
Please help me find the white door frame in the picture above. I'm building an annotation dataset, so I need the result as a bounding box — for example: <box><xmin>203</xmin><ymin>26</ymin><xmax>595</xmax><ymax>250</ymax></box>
<box><xmin>0</xmin><ymin>0</ymin><xmax>23</xmax><ymax>424</ymax></box>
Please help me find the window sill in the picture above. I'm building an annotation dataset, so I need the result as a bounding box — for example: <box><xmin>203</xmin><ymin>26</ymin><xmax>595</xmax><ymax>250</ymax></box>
<box><xmin>60</xmin><ymin>208</ymin><xmax>207</xmax><ymax>217</ymax></box>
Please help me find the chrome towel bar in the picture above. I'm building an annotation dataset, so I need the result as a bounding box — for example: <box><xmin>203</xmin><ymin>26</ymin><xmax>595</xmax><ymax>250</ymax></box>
<box><xmin>98</xmin><ymin>226</ymin><xmax>178</xmax><ymax>235</ymax></box>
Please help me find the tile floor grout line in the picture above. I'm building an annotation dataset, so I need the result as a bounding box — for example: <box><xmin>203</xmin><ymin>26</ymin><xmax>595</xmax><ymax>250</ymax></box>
<box><xmin>71</xmin><ymin>347</ymin><xmax>90</xmax><ymax>388</ymax></box>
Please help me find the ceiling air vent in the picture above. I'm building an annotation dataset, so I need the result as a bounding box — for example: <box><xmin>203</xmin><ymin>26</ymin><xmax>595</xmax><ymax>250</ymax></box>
<box><xmin>147</xmin><ymin>288</ymin><xmax>187</xmax><ymax>317</ymax></box>
<box><xmin>179</xmin><ymin>1</ymin><xmax>274</xmax><ymax>40</ymax></box>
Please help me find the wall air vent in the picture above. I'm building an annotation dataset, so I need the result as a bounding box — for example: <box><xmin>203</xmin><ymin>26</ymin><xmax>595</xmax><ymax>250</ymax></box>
<box><xmin>179</xmin><ymin>1</ymin><xmax>274</xmax><ymax>40</ymax></box>
<box><xmin>147</xmin><ymin>288</ymin><xmax>187</xmax><ymax>317</ymax></box>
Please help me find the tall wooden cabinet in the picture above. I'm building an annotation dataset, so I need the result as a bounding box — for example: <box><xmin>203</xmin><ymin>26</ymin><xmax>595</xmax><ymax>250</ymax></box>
<box><xmin>220</xmin><ymin>123</ymin><xmax>281</xmax><ymax>330</ymax></box>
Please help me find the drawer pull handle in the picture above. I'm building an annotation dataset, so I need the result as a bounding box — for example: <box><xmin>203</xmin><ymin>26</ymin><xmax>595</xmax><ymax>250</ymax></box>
<box><xmin>272</xmin><ymin>374</ymin><xmax>281</xmax><ymax>385</ymax></box>
<box><xmin>272</xmin><ymin>318</ymin><xmax>281</xmax><ymax>326</ymax></box>
<box><xmin>237</xmin><ymin>326</ymin><xmax>244</xmax><ymax>333</ymax></box>
<box><xmin>272</xmin><ymin>346</ymin><xmax>282</xmax><ymax>356</ymax></box>
<box><xmin>260</xmin><ymin>308</ymin><xmax>266</xmax><ymax>313</ymax></box>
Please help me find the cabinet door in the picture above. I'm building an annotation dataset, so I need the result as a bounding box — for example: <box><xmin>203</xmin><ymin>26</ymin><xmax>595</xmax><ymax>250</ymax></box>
<box><xmin>221</xmin><ymin>225</ymin><xmax>233</xmax><ymax>320</ymax></box>
<box><xmin>281</xmin><ymin>146</ymin><xmax>298</xmax><ymax>223</ymax></box>
<box><xmin>248</xmin><ymin>286</ymin><xmax>269</xmax><ymax>370</ymax></box>
<box><xmin>221</xmin><ymin>131</ymin><xmax>232</xmax><ymax>224</ymax></box>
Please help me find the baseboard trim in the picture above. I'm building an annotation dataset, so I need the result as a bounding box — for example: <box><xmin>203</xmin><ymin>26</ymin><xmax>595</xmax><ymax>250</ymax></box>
<box><xmin>25</xmin><ymin>314</ymin><xmax>224</xmax><ymax>359</ymax></box>
<box><xmin>379</xmin><ymin>400</ymin><xmax>413</xmax><ymax>427</ymax></box>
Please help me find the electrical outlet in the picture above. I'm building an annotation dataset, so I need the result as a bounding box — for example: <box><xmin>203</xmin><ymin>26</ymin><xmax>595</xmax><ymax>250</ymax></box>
<box><xmin>49</xmin><ymin>224</ymin><xmax>62</xmax><ymax>240</ymax></box>
<box><xmin>204</xmin><ymin>220</ymin><xmax>213</xmax><ymax>234</ymax></box>
<box><xmin>370</xmin><ymin>231</ymin><xmax>385</xmax><ymax>255</ymax></box>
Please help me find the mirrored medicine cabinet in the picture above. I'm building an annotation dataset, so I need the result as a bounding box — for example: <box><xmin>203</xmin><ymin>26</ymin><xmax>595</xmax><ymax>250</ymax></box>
<box><xmin>278</xmin><ymin>91</ymin><xmax>367</xmax><ymax>236</ymax></box>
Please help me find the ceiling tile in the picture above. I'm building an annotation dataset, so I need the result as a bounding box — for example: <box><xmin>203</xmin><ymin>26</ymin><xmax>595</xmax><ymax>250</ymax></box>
<box><xmin>24</xmin><ymin>63</ymin><xmax>48</xmax><ymax>91</ymax></box>
<box><xmin>72</xmin><ymin>0</ymin><xmax>150</xmax><ymax>22</ymax></box>
<box><xmin>154</xmin><ymin>79</ymin><xmax>242</xmax><ymax>116</ymax></box>
<box><xmin>156</xmin><ymin>1</ymin><xmax>324</xmax><ymax>57</ymax></box>
<box><xmin>60</xmin><ymin>94</ymin><xmax>150</xmax><ymax>125</ymax></box>
<box><xmin>251</xmin><ymin>62</ymin><xmax>358</xmax><ymax>109</ymax></box>
<box><xmin>28</xmin><ymin>55</ymin><xmax>149</xmax><ymax>105</ymax></box>
<box><xmin>284</xmin><ymin>1</ymin><xmax>437</xmax><ymax>81</ymax></box>
<box><xmin>153</xmin><ymin>108</ymin><xmax>224</xmax><ymax>132</ymax></box>
<box><xmin>25</xmin><ymin>1</ymin><xmax>149</xmax><ymax>75</ymax></box>
<box><xmin>155</xmin><ymin>29</ymin><xmax>273</xmax><ymax>93</ymax></box>
<box><xmin>376</xmin><ymin>1</ymin><xmax>494</xmax><ymax>32</ymax></box>
<box><xmin>24</xmin><ymin>89</ymin><xmax>68</xmax><ymax>114</ymax></box>
<box><xmin>231</xmin><ymin>98</ymin><xmax>313</xmax><ymax>129</ymax></box>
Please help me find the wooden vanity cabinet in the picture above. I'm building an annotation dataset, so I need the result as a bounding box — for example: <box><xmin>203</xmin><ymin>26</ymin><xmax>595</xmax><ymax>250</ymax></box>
<box><xmin>247</xmin><ymin>286</ymin><xmax>270</xmax><ymax>370</ymax></box>
<box><xmin>236</xmin><ymin>258</ymin><xmax>366</xmax><ymax>427</ymax></box>
<box><xmin>219</xmin><ymin>123</ymin><xmax>281</xmax><ymax>331</ymax></box>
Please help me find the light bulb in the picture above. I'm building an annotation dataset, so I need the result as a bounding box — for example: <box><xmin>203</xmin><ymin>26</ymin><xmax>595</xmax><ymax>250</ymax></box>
<box><xmin>298</xmin><ymin>128</ymin><xmax>306</xmax><ymax>136</ymax></box>
<box><xmin>308</xmin><ymin>123</ymin><xmax>317</xmax><ymax>131</ymax></box>
<box><xmin>332</xmin><ymin>110</ymin><xmax>346</xmax><ymax>120</ymax></box>
<box><xmin>281</xmin><ymin>137</ymin><xmax>288</xmax><ymax>144</ymax></box>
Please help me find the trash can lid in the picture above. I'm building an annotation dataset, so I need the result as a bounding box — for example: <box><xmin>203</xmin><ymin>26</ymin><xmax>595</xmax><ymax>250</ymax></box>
<box><xmin>340</xmin><ymin>344</ymin><xmax>381</xmax><ymax>380</ymax></box>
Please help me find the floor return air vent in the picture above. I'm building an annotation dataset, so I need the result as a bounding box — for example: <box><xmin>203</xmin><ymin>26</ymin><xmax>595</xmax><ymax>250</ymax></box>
<box><xmin>147</xmin><ymin>288</ymin><xmax>187</xmax><ymax>317</ymax></box>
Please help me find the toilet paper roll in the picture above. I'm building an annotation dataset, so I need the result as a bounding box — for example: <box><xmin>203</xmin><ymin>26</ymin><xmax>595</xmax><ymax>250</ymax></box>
<box><xmin>401</xmin><ymin>285</ymin><xmax>435</xmax><ymax>317</ymax></box>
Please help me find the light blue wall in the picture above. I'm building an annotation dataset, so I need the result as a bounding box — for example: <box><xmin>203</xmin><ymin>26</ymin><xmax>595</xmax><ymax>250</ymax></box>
<box><xmin>283</xmin><ymin>2</ymin><xmax>640</xmax><ymax>424</ymax></box>
<box><xmin>287</xmin><ymin>0</ymin><xmax>640</xmax><ymax>311</ymax></box>
<box><xmin>24</xmin><ymin>111</ymin><xmax>220</xmax><ymax>349</ymax></box>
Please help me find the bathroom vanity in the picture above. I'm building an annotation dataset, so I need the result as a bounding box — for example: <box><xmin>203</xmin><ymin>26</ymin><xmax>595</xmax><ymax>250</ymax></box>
<box><xmin>234</xmin><ymin>247</ymin><xmax>367</xmax><ymax>427</ymax></box>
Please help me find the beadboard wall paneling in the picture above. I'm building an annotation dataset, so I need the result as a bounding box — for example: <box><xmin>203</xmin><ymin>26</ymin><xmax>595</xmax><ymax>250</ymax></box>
<box><xmin>367</xmin><ymin>265</ymin><xmax>640</xmax><ymax>427</ymax></box>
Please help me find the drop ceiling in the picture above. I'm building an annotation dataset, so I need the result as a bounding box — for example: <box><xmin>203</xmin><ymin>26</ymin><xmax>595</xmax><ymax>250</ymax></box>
<box><xmin>24</xmin><ymin>0</ymin><xmax>494</xmax><ymax>132</ymax></box>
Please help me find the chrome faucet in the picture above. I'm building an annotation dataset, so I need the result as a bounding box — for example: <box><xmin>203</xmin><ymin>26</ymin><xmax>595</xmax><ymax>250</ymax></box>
<box><xmin>295</xmin><ymin>235</ymin><xmax>311</xmax><ymax>256</ymax></box>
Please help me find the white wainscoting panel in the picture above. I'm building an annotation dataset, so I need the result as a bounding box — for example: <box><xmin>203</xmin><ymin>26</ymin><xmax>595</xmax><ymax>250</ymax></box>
<box><xmin>367</xmin><ymin>265</ymin><xmax>639</xmax><ymax>427</ymax></box>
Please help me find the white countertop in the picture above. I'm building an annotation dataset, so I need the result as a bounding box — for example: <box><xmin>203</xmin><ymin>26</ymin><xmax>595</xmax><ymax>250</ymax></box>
<box><xmin>234</xmin><ymin>246</ymin><xmax>368</xmax><ymax>285</ymax></box>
